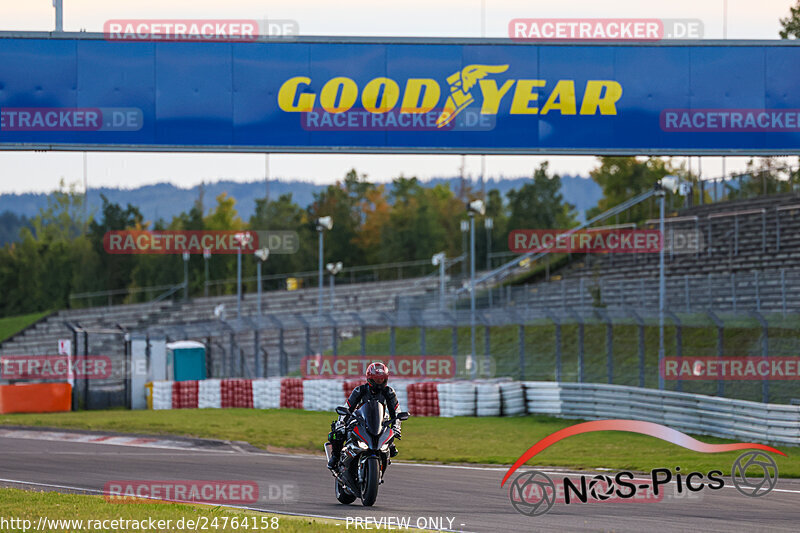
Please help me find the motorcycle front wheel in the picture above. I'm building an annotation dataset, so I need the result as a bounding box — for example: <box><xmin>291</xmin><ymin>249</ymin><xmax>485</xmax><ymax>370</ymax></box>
<box><xmin>360</xmin><ymin>456</ymin><xmax>380</xmax><ymax>506</ymax></box>
<box><xmin>335</xmin><ymin>478</ymin><xmax>356</xmax><ymax>504</ymax></box>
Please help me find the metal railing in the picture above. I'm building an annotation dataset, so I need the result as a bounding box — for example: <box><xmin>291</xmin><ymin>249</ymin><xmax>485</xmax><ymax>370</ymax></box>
<box><xmin>525</xmin><ymin>382</ymin><xmax>800</xmax><ymax>445</ymax></box>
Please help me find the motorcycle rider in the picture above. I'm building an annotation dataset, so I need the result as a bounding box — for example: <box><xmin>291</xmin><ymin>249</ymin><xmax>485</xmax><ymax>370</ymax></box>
<box><xmin>327</xmin><ymin>362</ymin><xmax>402</xmax><ymax>470</ymax></box>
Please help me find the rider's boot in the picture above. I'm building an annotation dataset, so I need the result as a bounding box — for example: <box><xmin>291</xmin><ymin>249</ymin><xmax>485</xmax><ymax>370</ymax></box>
<box><xmin>327</xmin><ymin>451</ymin><xmax>339</xmax><ymax>470</ymax></box>
<box><xmin>389</xmin><ymin>445</ymin><xmax>398</xmax><ymax>458</ymax></box>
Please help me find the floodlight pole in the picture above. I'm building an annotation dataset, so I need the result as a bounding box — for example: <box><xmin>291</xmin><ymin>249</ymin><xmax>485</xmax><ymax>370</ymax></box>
<box><xmin>470</xmin><ymin>213</ymin><xmax>477</xmax><ymax>380</ymax></box>
<box><xmin>658</xmin><ymin>189</ymin><xmax>666</xmax><ymax>390</ymax></box>
<box><xmin>182</xmin><ymin>252</ymin><xmax>189</xmax><ymax>301</ymax></box>
<box><xmin>237</xmin><ymin>246</ymin><xmax>242</xmax><ymax>319</ymax></box>
<box><xmin>257</xmin><ymin>260</ymin><xmax>263</xmax><ymax>317</ymax></box>
<box><xmin>54</xmin><ymin>0</ymin><xmax>63</xmax><ymax>32</ymax></box>
<box><xmin>318</xmin><ymin>229</ymin><xmax>324</xmax><ymax>354</ymax></box>
<box><xmin>439</xmin><ymin>257</ymin><xmax>446</xmax><ymax>310</ymax></box>
<box><xmin>203</xmin><ymin>250</ymin><xmax>210</xmax><ymax>297</ymax></box>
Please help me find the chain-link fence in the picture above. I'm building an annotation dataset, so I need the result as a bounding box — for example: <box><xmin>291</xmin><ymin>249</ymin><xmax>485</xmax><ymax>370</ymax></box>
<box><xmin>142</xmin><ymin>303</ymin><xmax>800</xmax><ymax>405</ymax></box>
<box><xmin>64</xmin><ymin>322</ymin><xmax>130</xmax><ymax>410</ymax></box>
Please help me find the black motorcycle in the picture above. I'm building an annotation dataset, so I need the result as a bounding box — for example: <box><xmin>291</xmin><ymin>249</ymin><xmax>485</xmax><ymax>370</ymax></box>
<box><xmin>324</xmin><ymin>400</ymin><xmax>409</xmax><ymax>506</ymax></box>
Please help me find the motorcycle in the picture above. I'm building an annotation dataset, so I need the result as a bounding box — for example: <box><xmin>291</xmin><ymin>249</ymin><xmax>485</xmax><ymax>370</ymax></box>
<box><xmin>324</xmin><ymin>400</ymin><xmax>409</xmax><ymax>507</ymax></box>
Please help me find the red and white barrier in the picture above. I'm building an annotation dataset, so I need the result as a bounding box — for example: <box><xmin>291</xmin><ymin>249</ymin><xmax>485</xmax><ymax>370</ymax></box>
<box><xmin>198</xmin><ymin>379</ymin><xmax>221</xmax><ymax>408</ymax></box>
<box><xmin>406</xmin><ymin>382</ymin><xmax>440</xmax><ymax>417</ymax></box>
<box><xmin>252</xmin><ymin>378</ymin><xmax>281</xmax><ymax>409</ymax></box>
<box><xmin>172</xmin><ymin>380</ymin><xmax>199</xmax><ymax>409</ymax></box>
<box><xmin>280</xmin><ymin>378</ymin><xmax>303</xmax><ymax>409</ymax></box>
<box><xmin>221</xmin><ymin>378</ymin><xmax>253</xmax><ymax>408</ymax></box>
<box><xmin>147</xmin><ymin>378</ymin><xmax>527</xmax><ymax>417</ymax></box>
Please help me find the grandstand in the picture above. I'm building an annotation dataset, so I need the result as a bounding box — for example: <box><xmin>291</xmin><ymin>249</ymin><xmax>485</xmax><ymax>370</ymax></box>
<box><xmin>494</xmin><ymin>192</ymin><xmax>800</xmax><ymax>313</ymax></box>
<box><xmin>0</xmin><ymin>277</ymin><xmax>442</xmax><ymax>379</ymax></box>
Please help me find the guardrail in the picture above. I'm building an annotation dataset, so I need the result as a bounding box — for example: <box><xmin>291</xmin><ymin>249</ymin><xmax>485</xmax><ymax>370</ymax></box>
<box><xmin>524</xmin><ymin>381</ymin><xmax>800</xmax><ymax>445</ymax></box>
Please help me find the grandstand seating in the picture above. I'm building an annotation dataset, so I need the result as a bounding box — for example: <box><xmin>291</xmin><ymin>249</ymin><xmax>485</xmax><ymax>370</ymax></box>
<box><xmin>550</xmin><ymin>192</ymin><xmax>800</xmax><ymax>285</ymax></box>
<box><xmin>0</xmin><ymin>277</ymin><xmax>440</xmax><ymax>379</ymax></box>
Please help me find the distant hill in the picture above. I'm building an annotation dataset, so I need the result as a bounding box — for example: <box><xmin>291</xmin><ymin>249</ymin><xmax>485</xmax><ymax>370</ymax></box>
<box><xmin>0</xmin><ymin>175</ymin><xmax>601</xmax><ymax>242</ymax></box>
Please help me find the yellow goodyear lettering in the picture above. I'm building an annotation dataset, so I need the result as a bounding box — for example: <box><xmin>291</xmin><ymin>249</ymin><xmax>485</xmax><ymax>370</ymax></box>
<box><xmin>579</xmin><ymin>81</ymin><xmax>623</xmax><ymax>115</ymax></box>
<box><xmin>278</xmin><ymin>76</ymin><xmax>315</xmax><ymax>112</ymax></box>
<box><xmin>320</xmin><ymin>77</ymin><xmax>358</xmax><ymax>113</ymax></box>
<box><xmin>400</xmin><ymin>79</ymin><xmax>441</xmax><ymax>113</ymax></box>
<box><xmin>362</xmin><ymin>77</ymin><xmax>400</xmax><ymax>113</ymax></box>
<box><xmin>478</xmin><ymin>79</ymin><xmax>515</xmax><ymax>114</ymax></box>
<box><xmin>509</xmin><ymin>80</ymin><xmax>546</xmax><ymax>114</ymax></box>
<box><xmin>276</xmin><ymin>72</ymin><xmax>622</xmax><ymax>118</ymax></box>
<box><xmin>540</xmin><ymin>80</ymin><xmax>576</xmax><ymax>115</ymax></box>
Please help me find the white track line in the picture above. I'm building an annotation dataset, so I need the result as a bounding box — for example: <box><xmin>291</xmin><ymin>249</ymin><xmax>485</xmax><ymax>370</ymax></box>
<box><xmin>2</xmin><ymin>431</ymin><xmax>797</xmax><ymax>495</ymax></box>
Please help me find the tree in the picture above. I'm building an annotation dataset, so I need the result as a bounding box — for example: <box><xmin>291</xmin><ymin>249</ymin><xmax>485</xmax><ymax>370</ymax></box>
<box><xmin>249</xmin><ymin>192</ymin><xmax>315</xmax><ymax>285</ymax></box>
<box><xmin>586</xmin><ymin>157</ymin><xmax>670</xmax><ymax>224</ymax></box>
<box><xmin>353</xmin><ymin>185</ymin><xmax>391</xmax><ymax>265</ymax></box>
<box><xmin>86</xmin><ymin>195</ymin><xmax>145</xmax><ymax>299</ymax></box>
<box><xmin>779</xmin><ymin>2</ymin><xmax>800</xmax><ymax>38</ymax></box>
<box><xmin>308</xmin><ymin>169</ymin><xmax>373</xmax><ymax>268</ymax></box>
<box><xmin>728</xmin><ymin>157</ymin><xmax>794</xmax><ymax>199</ymax></box>
<box><xmin>0</xmin><ymin>211</ymin><xmax>31</xmax><ymax>246</ymax></box>
<box><xmin>506</xmin><ymin>162</ymin><xmax>577</xmax><ymax>233</ymax></box>
<box><xmin>380</xmin><ymin>177</ymin><xmax>451</xmax><ymax>268</ymax></box>
<box><xmin>0</xmin><ymin>182</ymin><xmax>95</xmax><ymax>314</ymax></box>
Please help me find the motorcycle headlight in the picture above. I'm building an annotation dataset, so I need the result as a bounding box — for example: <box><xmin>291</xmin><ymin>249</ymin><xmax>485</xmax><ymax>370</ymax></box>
<box><xmin>380</xmin><ymin>444</ymin><xmax>389</xmax><ymax>452</ymax></box>
<box><xmin>357</xmin><ymin>440</ymin><xmax>368</xmax><ymax>450</ymax></box>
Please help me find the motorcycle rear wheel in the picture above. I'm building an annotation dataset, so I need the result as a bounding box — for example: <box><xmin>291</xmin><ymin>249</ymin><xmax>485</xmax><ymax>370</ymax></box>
<box><xmin>360</xmin><ymin>456</ymin><xmax>380</xmax><ymax>506</ymax></box>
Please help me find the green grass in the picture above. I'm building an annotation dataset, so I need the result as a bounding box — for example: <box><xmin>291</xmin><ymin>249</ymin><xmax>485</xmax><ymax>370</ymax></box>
<box><xmin>0</xmin><ymin>311</ymin><xmax>49</xmax><ymax>343</ymax></box>
<box><xmin>1</xmin><ymin>409</ymin><xmax>797</xmax><ymax>477</ymax></box>
<box><xmin>0</xmin><ymin>487</ymin><xmax>345</xmax><ymax>532</ymax></box>
<box><xmin>333</xmin><ymin>314</ymin><xmax>800</xmax><ymax>403</ymax></box>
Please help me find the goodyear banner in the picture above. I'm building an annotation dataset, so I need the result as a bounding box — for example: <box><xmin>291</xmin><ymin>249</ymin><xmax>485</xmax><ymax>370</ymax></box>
<box><xmin>1</xmin><ymin>34</ymin><xmax>800</xmax><ymax>153</ymax></box>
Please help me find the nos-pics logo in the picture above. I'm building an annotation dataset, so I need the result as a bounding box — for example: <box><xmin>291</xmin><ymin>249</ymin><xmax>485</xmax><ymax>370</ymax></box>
<box><xmin>501</xmin><ymin>420</ymin><xmax>782</xmax><ymax>517</ymax></box>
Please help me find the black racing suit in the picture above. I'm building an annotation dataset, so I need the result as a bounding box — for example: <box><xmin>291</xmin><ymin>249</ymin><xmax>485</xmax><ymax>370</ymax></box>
<box><xmin>328</xmin><ymin>384</ymin><xmax>400</xmax><ymax>465</ymax></box>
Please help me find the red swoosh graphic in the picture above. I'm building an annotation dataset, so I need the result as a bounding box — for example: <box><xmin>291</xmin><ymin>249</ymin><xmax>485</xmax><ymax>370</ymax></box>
<box><xmin>500</xmin><ymin>419</ymin><xmax>785</xmax><ymax>487</ymax></box>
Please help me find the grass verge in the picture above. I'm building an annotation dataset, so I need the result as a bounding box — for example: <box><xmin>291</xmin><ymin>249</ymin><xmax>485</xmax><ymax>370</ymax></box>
<box><xmin>1</xmin><ymin>409</ymin><xmax>797</xmax><ymax>477</ymax></box>
<box><xmin>0</xmin><ymin>311</ymin><xmax>49</xmax><ymax>343</ymax></box>
<box><xmin>0</xmin><ymin>487</ymin><xmax>344</xmax><ymax>532</ymax></box>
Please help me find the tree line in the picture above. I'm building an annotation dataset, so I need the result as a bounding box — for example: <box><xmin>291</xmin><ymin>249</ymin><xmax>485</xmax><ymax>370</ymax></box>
<box><xmin>0</xmin><ymin>156</ymin><xmax>795</xmax><ymax>318</ymax></box>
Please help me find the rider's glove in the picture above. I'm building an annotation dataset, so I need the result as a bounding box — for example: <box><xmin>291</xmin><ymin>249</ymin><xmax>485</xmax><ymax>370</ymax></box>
<box><xmin>392</xmin><ymin>425</ymin><xmax>402</xmax><ymax>440</ymax></box>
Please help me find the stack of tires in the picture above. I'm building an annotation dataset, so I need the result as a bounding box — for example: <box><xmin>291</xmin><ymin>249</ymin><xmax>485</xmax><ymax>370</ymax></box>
<box><xmin>407</xmin><ymin>382</ymin><xmax>439</xmax><ymax>416</ymax></box>
<box><xmin>280</xmin><ymin>378</ymin><xmax>303</xmax><ymax>408</ymax></box>
<box><xmin>438</xmin><ymin>381</ymin><xmax>476</xmax><ymax>417</ymax></box>
<box><xmin>392</xmin><ymin>379</ymin><xmax>413</xmax><ymax>413</ymax></box>
<box><xmin>302</xmin><ymin>379</ymin><xmax>344</xmax><ymax>411</ymax></box>
<box><xmin>221</xmin><ymin>379</ymin><xmax>253</xmax><ymax>408</ymax></box>
<box><xmin>172</xmin><ymin>380</ymin><xmax>199</xmax><ymax>409</ymax></box>
<box><xmin>499</xmin><ymin>381</ymin><xmax>526</xmax><ymax>416</ymax></box>
<box><xmin>342</xmin><ymin>379</ymin><xmax>362</xmax><ymax>403</ymax></box>
<box><xmin>252</xmin><ymin>378</ymin><xmax>281</xmax><ymax>409</ymax></box>
<box><xmin>152</xmin><ymin>381</ymin><xmax>173</xmax><ymax>410</ymax></box>
<box><xmin>198</xmin><ymin>379</ymin><xmax>222</xmax><ymax>408</ymax></box>
<box><xmin>476</xmin><ymin>382</ymin><xmax>501</xmax><ymax>417</ymax></box>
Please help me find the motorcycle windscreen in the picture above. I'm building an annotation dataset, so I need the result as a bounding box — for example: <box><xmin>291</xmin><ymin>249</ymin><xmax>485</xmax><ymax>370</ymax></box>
<box><xmin>357</xmin><ymin>400</ymin><xmax>385</xmax><ymax>436</ymax></box>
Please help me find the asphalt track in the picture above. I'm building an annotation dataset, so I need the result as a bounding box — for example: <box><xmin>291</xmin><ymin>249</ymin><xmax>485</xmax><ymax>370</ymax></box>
<box><xmin>0</xmin><ymin>429</ymin><xmax>797</xmax><ymax>532</ymax></box>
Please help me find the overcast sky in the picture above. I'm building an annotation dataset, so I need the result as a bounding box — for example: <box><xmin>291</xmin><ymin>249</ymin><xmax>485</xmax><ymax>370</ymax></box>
<box><xmin>0</xmin><ymin>0</ymin><xmax>796</xmax><ymax>194</ymax></box>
